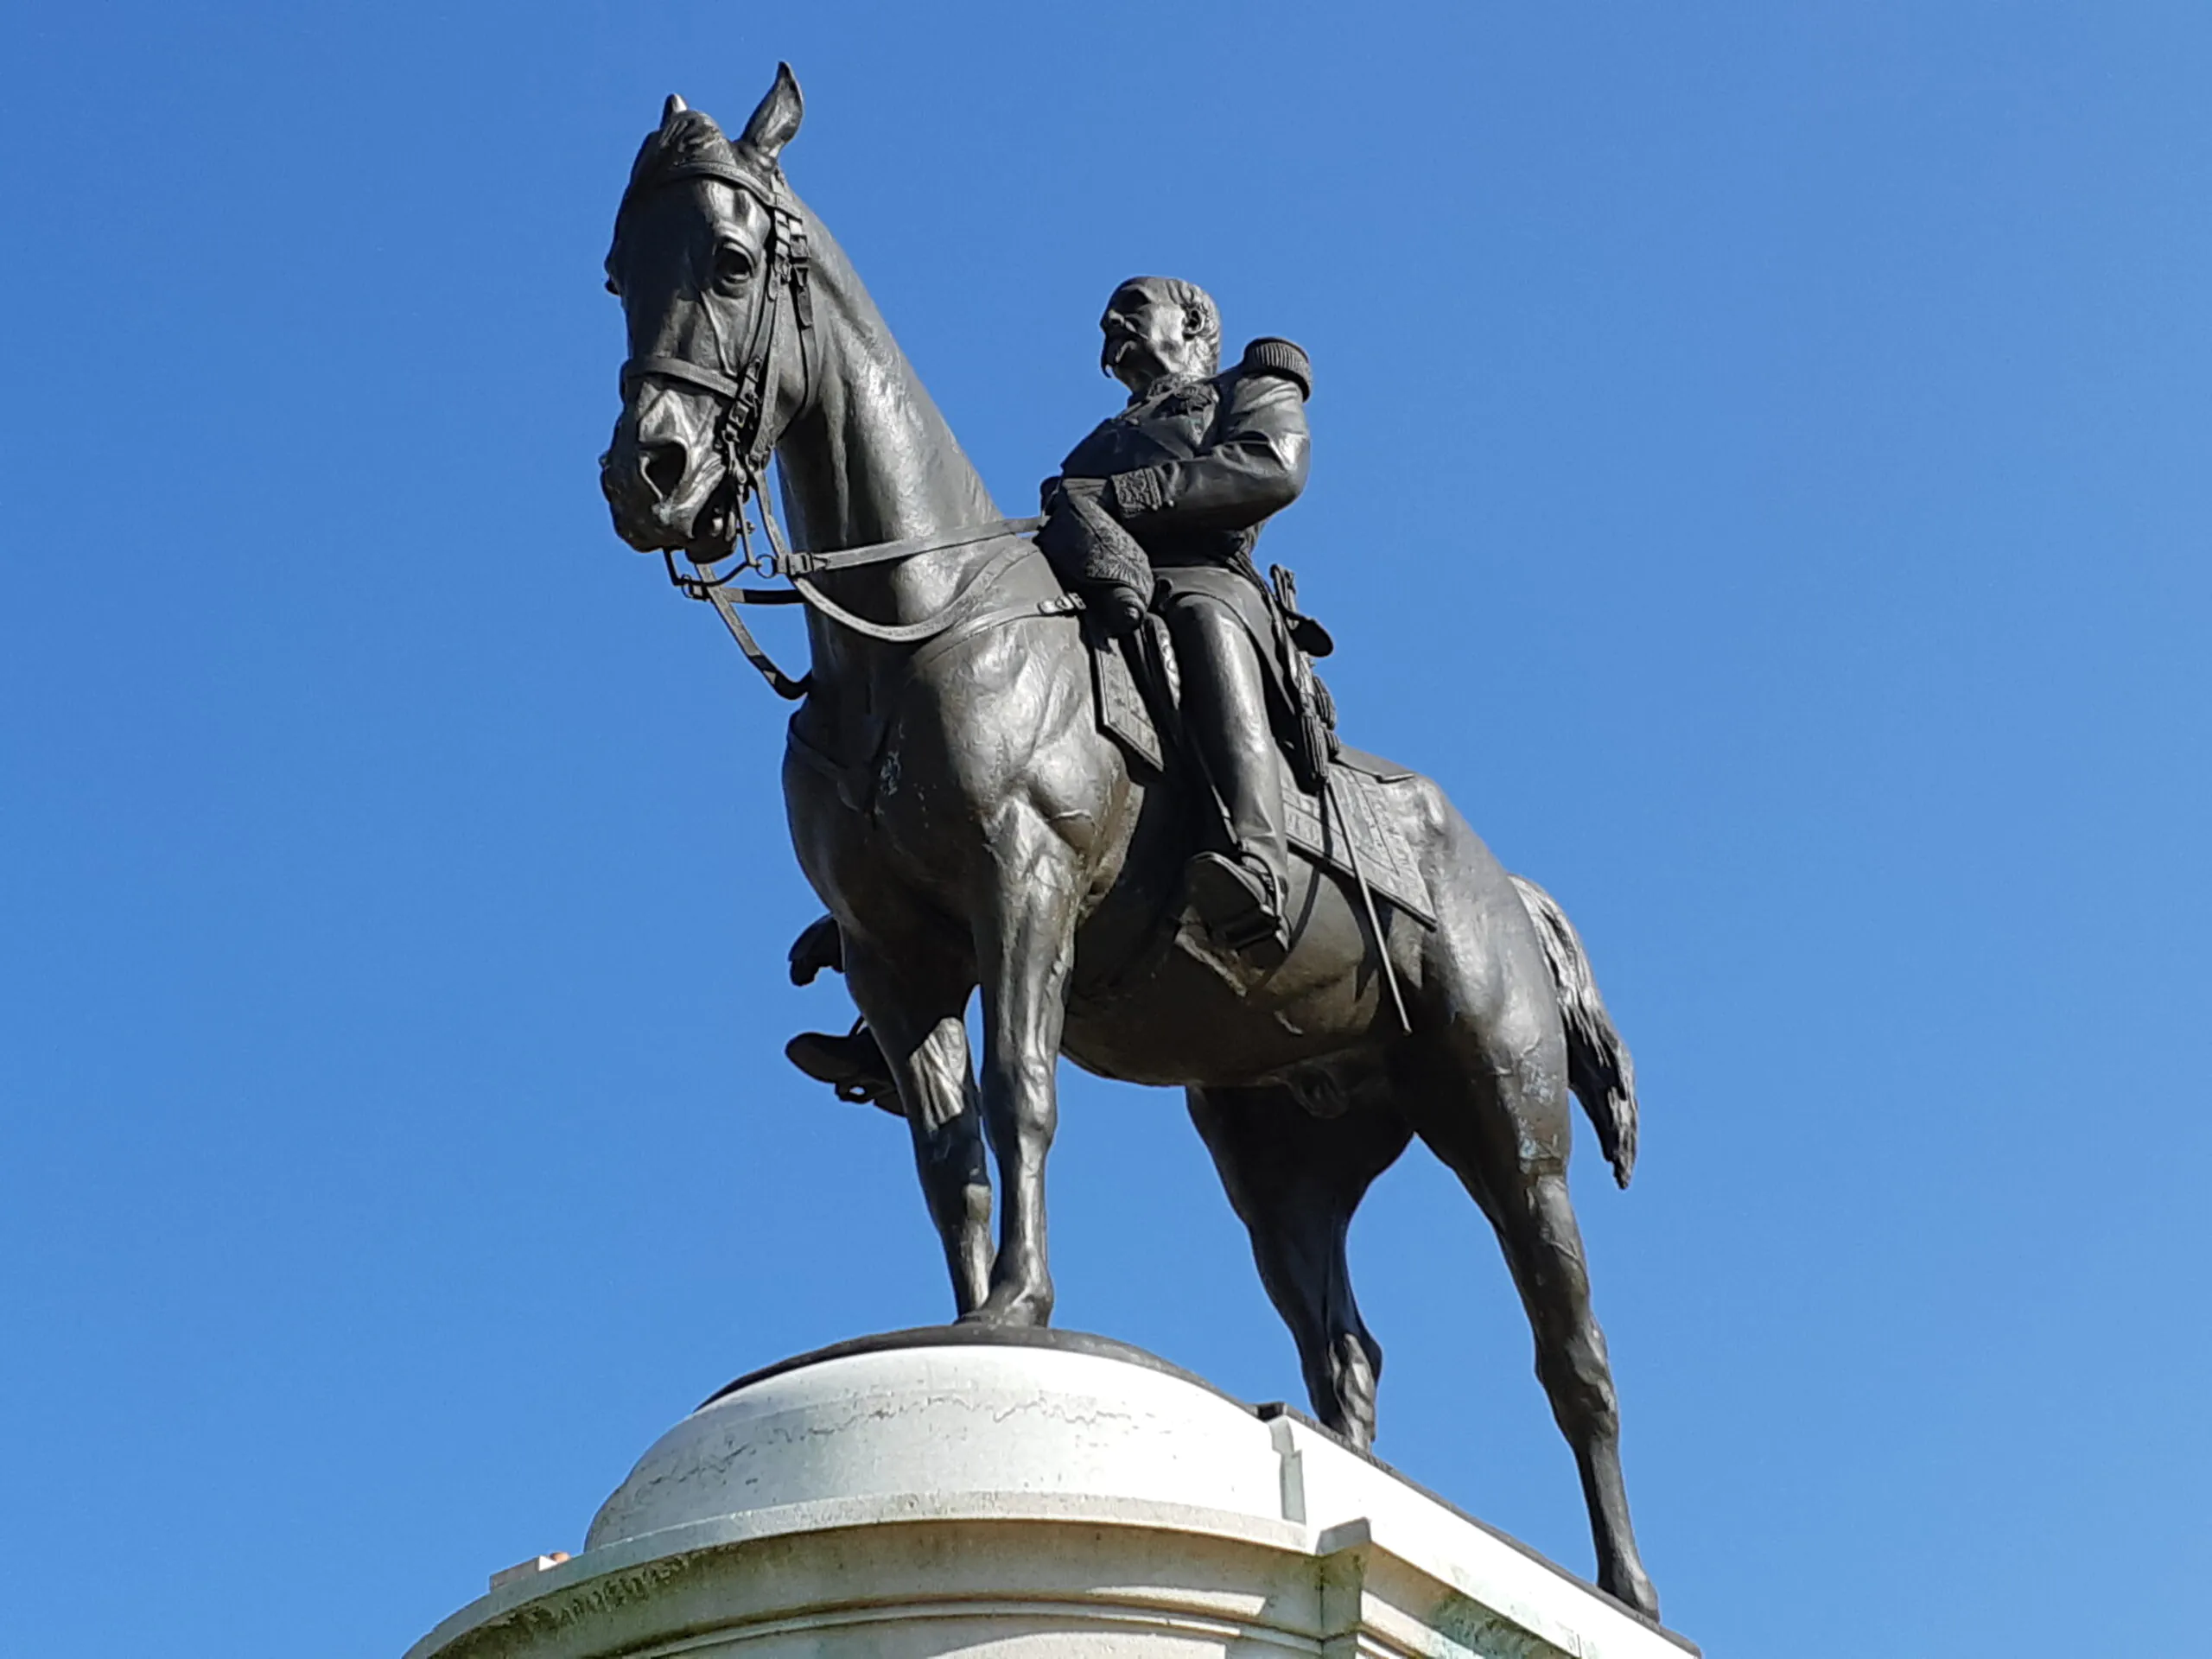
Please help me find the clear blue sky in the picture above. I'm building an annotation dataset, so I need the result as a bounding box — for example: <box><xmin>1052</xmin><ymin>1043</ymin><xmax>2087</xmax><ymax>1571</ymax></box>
<box><xmin>3</xmin><ymin>3</ymin><xmax>2207</xmax><ymax>1653</ymax></box>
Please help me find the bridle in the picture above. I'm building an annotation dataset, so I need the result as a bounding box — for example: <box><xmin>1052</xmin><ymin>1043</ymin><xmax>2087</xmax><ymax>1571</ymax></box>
<box><xmin>613</xmin><ymin>142</ymin><xmax>1055</xmax><ymax>701</ymax></box>
<box><xmin>617</xmin><ymin>141</ymin><xmax>813</xmax><ymax>500</ymax></box>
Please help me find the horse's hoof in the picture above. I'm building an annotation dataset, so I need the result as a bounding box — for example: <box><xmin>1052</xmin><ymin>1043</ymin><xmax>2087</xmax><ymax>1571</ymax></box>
<box><xmin>959</xmin><ymin>1281</ymin><xmax>1055</xmax><ymax>1328</ymax></box>
<box><xmin>1601</xmin><ymin>1563</ymin><xmax>1661</xmax><ymax>1621</ymax></box>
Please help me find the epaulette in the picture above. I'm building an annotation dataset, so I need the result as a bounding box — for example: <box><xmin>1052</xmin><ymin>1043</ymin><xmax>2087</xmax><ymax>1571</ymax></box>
<box><xmin>1237</xmin><ymin>336</ymin><xmax>1312</xmax><ymax>400</ymax></box>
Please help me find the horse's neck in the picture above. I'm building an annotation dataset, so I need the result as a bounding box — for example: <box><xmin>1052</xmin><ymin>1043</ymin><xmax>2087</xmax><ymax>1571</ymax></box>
<box><xmin>774</xmin><ymin>204</ymin><xmax>996</xmax><ymax>557</ymax></box>
<box><xmin>772</xmin><ymin>205</ymin><xmax>1001</xmax><ymax>709</ymax></box>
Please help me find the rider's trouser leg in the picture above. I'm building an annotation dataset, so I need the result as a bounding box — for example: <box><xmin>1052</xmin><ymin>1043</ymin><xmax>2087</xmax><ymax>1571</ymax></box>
<box><xmin>1166</xmin><ymin>594</ymin><xmax>1289</xmax><ymax>908</ymax></box>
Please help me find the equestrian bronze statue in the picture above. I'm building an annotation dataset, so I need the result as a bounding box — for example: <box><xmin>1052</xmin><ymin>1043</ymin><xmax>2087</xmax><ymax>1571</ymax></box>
<box><xmin>598</xmin><ymin>66</ymin><xmax>1662</xmax><ymax>1618</ymax></box>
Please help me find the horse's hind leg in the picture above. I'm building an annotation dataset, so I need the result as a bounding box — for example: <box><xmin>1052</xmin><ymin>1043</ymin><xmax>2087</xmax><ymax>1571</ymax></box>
<box><xmin>1188</xmin><ymin>1084</ymin><xmax>1411</xmax><ymax>1448</ymax></box>
<box><xmin>1503</xmin><ymin>1158</ymin><xmax>1657</xmax><ymax>1618</ymax></box>
<box><xmin>1402</xmin><ymin>999</ymin><xmax>1661</xmax><ymax>1618</ymax></box>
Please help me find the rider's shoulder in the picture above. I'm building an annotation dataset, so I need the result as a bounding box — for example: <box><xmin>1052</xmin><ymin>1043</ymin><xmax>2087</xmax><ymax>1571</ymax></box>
<box><xmin>1224</xmin><ymin>336</ymin><xmax>1312</xmax><ymax>401</ymax></box>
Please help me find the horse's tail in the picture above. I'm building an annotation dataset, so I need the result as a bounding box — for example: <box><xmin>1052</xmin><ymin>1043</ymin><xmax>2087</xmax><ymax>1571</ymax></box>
<box><xmin>1510</xmin><ymin>874</ymin><xmax>1638</xmax><ymax>1189</ymax></box>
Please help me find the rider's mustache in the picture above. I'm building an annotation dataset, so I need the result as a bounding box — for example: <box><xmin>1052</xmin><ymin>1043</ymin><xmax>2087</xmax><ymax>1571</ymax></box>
<box><xmin>1100</xmin><ymin>329</ymin><xmax>1154</xmax><ymax>374</ymax></box>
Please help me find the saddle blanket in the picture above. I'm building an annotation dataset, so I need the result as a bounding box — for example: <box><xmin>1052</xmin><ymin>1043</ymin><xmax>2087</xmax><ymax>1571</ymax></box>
<box><xmin>1092</xmin><ymin>631</ymin><xmax>1437</xmax><ymax>928</ymax></box>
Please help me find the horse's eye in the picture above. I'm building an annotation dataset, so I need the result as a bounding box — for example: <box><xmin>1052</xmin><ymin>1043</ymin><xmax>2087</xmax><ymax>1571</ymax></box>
<box><xmin>713</xmin><ymin>245</ymin><xmax>755</xmax><ymax>291</ymax></box>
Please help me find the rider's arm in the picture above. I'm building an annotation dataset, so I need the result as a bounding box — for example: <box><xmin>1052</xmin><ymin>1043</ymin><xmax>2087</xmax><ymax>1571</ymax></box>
<box><xmin>1105</xmin><ymin>343</ymin><xmax>1312</xmax><ymax>535</ymax></box>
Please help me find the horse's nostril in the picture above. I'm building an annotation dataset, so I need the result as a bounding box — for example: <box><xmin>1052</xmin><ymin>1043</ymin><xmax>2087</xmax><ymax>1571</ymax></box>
<box><xmin>641</xmin><ymin>441</ymin><xmax>689</xmax><ymax>502</ymax></box>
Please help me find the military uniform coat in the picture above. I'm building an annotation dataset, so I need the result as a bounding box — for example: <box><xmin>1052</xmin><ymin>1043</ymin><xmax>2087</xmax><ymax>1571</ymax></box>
<box><xmin>1056</xmin><ymin>337</ymin><xmax>1313</xmax><ymax>671</ymax></box>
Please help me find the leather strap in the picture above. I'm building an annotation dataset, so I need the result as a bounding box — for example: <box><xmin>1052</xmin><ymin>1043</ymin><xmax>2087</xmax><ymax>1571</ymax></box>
<box><xmin>779</xmin><ymin>515</ymin><xmax>1045</xmax><ymax>577</ymax></box>
<box><xmin>909</xmin><ymin>593</ymin><xmax>1084</xmax><ymax>676</ymax></box>
<box><xmin>658</xmin><ymin>159</ymin><xmax>763</xmax><ymax>193</ymax></box>
<box><xmin>789</xmin><ymin>537</ymin><xmax>1041</xmax><ymax>645</ymax></box>
<box><xmin>696</xmin><ymin>575</ymin><xmax>810</xmax><ymax>700</ymax></box>
<box><xmin>623</xmin><ymin>355</ymin><xmax>744</xmax><ymax>401</ymax></box>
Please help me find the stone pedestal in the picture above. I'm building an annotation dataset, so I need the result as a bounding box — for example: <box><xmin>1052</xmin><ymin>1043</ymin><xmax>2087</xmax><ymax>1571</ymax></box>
<box><xmin>406</xmin><ymin>1328</ymin><xmax>1693</xmax><ymax>1659</ymax></box>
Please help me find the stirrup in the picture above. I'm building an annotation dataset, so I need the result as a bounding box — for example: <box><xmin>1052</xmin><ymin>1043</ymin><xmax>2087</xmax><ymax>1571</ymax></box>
<box><xmin>1185</xmin><ymin>852</ymin><xmax>1289</xmax><ymax>969</ymax></box>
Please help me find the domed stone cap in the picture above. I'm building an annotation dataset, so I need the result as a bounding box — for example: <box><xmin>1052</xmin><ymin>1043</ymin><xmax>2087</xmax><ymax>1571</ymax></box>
<box><xmin>410</xmin><ymin>1325</ymin><xmax>1698</xmax><ymax>1659</ymax></box>
<box><xmin>586</xmin><ymin>1325</ymin><xmax>1281</xmax><ymax>1552</ymax></box>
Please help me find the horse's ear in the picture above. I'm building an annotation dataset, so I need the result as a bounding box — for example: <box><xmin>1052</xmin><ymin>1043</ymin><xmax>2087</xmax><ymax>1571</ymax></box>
<box><xmin>662</xmin><ymin>92</ymin><xmax>688</xmax><ymax>124</ymax></box>
<box><xmin>739</xmin><ymin>62</ymin><xmax>804</xmax><ymax>161</ymax></box>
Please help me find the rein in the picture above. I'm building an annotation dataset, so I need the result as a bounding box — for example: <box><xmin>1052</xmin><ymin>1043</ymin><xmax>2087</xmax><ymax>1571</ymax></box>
<box><xmin>665</xmin><ymin>499</ymin><xmax>1059</xmax><ymax>700</ymax></box>
<box><xmin>620</xmin><ymin>143</ymin><xmax>1066</xmax><ymax>700</ymax></box>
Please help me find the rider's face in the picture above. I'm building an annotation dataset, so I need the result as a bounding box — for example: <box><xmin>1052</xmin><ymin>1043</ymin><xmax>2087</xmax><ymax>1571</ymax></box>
<box><xmin>1100</xmin><ymin>282</ymin><xmax>1198</xmax><ymax>392</ymax></box>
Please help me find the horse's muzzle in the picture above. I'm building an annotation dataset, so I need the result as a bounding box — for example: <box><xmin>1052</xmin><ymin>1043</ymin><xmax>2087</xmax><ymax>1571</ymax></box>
<box><xmin>601</xmin><ymin>435</ymin><xmax>732</xmax><ymax>555</ymax></box>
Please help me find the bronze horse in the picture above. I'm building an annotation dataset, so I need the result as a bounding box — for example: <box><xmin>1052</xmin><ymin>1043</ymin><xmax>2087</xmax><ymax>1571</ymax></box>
<box><xmin>599</xmin><ymin>67</ymin><xmax>1661</xmax><ymax>1616</ymax></box>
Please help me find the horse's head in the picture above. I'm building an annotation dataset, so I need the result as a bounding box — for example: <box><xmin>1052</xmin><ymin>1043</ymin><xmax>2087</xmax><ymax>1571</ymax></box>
<box><xmin>600</xmin><ymin>67</ymin><xmax>806</xmax><ymax>558</ymax></box>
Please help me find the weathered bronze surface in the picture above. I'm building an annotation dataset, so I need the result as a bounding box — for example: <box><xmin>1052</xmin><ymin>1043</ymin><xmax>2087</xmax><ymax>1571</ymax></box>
<box><xmin>598</xmin><ymin>67</ymin><xmax>1661</xmax><ymax>1617</ymax></box>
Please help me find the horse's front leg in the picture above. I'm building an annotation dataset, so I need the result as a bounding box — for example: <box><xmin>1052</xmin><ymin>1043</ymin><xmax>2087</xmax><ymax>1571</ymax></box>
<box><xmin>966</xmin><ymin>815</ymin><xmax>1082</xmax><ymax>1327</ymax></box>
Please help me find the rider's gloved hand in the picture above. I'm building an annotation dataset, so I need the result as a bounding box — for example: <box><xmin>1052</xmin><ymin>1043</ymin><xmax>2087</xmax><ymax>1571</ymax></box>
<box><xmin>1087</xmin><ymin>581</ymin><xmax>1149</xmax><ymax>637</ymax></box>
<box><xmin>1039</xmin><ymin>476</ymin><xmax>1149</xmax><ymax>637</ymax></box>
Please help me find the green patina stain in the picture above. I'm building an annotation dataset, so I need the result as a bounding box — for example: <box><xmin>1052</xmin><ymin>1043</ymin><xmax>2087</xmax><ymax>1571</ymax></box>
<box><xmin>1428</xmin><ymin>1588</ymin><xmax>1576</xmax><ymax>1659</ymax></box>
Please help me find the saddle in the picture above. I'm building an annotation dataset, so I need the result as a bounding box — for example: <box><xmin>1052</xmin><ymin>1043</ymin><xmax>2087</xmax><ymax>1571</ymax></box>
<box><xmin>1090</xmin><ymin>597</ymin><xmax>1438</xmax><ymax>931</ymax></box>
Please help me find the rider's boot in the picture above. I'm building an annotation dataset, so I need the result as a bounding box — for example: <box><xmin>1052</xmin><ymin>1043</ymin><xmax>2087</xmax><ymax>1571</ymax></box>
<box><xmin>1185</xmin><ymin>849</ymin><xmax>1288</xmax><ymax>967</ymax></box>
<box><xmin>1173</xmin><ymin>598</ymin><xmax>1292</xmax><ymax>969</ymax></box>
